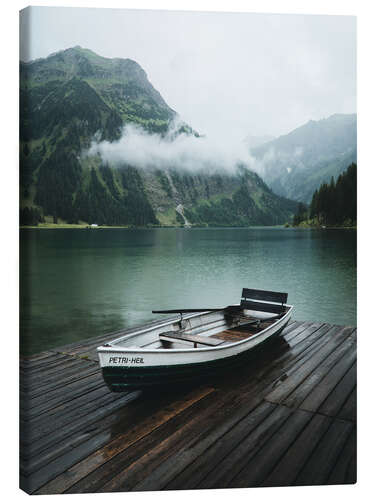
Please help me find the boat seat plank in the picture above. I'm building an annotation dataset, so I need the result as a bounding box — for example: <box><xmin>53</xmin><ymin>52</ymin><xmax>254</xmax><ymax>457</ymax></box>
<box><xmin>240</xmin><ymin>300</ymin><xmax>286</xmax><ymax>314</ymax></box>
<box><xmin>213</xmin><ymin>330</ymin><xmax>255</xmax><ymax>342</ymax></box>
<box><xmin>240</xmin><ymin>288</ymin><xmax>288</xmax><ymax>315</ymax></box>
<box><xmin>241</xmin><ymin>287</ymin><xmax>287</xmax><ymax>304</ymax></box>
<box><xmin>159</xmin><ymin>331</ymin><xmax>225</xmax><ymax>346</ymax></box>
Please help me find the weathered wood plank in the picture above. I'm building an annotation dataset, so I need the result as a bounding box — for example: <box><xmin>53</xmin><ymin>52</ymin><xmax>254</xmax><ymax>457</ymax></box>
<box><xmin>20</xmin><ymin>357</ymin><xmax>91</xmax><ymax>385</ymax></box>
<box><xmin>326</xmin><ymin>427</ymin><xmax>356</xmax><ymax>484</ymax></box>
<box><xmin>284</xmin><ymin>322</ymin><xmax>328</xmax><ymax>344</ymax></box>
<box><xmin>265</xmin><ymin>326</ymin><xmax>355</xmax><ymax>405</ymax></box>
<box><xmin>21</xmin><ymin>391</ymin><xmax>143</xmax><ymax>493</ymax></box>
<box><xmin>20</xmin><ymin>353</ymin><xmax>70</xmax><ymax>371</ymax></box>
<box><xmin>282</xmin><ymin>332</ymin><xmax>356</xmax><ymax>409</ymax></box>
<box><xmin>27</xmin><ymin>386</ymin><xmax>214</xmax><ymax>494</ymax></box>
<box><xmin>300</xmin><ymin>357</ymin><xmax>356</xmax><ymax>416</ymax></box>
<box><xmin>97</xmin><ymin>401</ymin><xmax>286</xmax><ymax>493</ymax></box>
<box><xmin>317</xmin><ymin>362</ymin><xmax>356</xmax><ymax>418</ymax></box>
<box><xmin>213</xmin><ymin>329</ymin><xmax>254</xmax><ymax>341</ymax></box>
<box><xmin>22</xmin><ymin>391</ymin><xmax>126</xmax><ymax>445</ymax></box>
<box><xmin>21</xmin><ymin>378</ymin><xmax>108</xmax><ymax>422</ymax></box>
<box><xmin>20</xmin><ymin>350</ymin><xmax>56</xmax><ymax>363</ymax></box>
<box><xmin>277</xmin><ymin>319</ymin><xmax>298</xmax><ymax>334</ymax></box>
<box><xmin>240</xmin><ymin>299</ymin><xmax>285</xmax><ymax>314</ymax></box>
<box><xmin>293</xmin><ymin>418</ymin><xmax>354</xmax><ymax>485</ymax></box>
<box><xmin>23</xmin><ymin>384</ymin><xmax>121</xmax><ymax>426</ymax></box>
<box><xmin>20</xmin><ymin>349</ymin><xmax>63</xmax><ymax>362</ymax></box>
<box><xmin>241</xmin><ymin>287</ymin><xmax>288</xmax><ymax>304</ymax></box>
<box><xmin>21</xmin><ymin>371</ymin><xmax>105</xmax><ymax>414</ymax></box>
<box><xmin>67</xmin><ymin>388</ymin><xmax>229</xmax><ymax>493</ymax></box>
<box><xmin>36</xmin><ymin>386</ymin><xmax>216</xmax><ymax>494</ymax></box>
<box><xmin>132</xmin><ymin>401</ymin><xmax>276</xmax><ymax>492</ymax></box>
<box><xmin>261</xmin><ymin>413</ymin><xmax>332</xmax><ymax>487</ymax></box>
<box><xmin>21</xmin><ymin>364</ymin><xmax>99</xmax><ymax>399</ymax></box>
<box><xmin>338</xmin><ymin>387</ymin><xmax>357</xmax><ymax>422</ymax></box>
<box><xmin>261</xmin><ymin>324</ymin><xmax>338</xmax><ymax>394</ymax></box>
<box><xmin>175</xmin><ymin>404</ymin><xmax>293</xmax><ymax>490</ymax></box>
<box><xmin>21</xmin><ymin>391</ymin><xmax>139</xmax><ymax>466</ymax></box>
<box><xmin>159</xmin><ymin>331</ymin><xmax>225</xmax><ymax>346</ymax></box>
<box><xmin>227</xmin><ymin>408</ymin><xmax>313</xmax><ymax>488</ymax></box>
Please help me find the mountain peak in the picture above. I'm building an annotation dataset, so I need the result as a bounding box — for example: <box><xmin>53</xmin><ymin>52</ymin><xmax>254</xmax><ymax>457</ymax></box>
<box><xmin>20</xmin><ymin>46</ymin><xmax>177</xmax><ymax>137</ymax></box>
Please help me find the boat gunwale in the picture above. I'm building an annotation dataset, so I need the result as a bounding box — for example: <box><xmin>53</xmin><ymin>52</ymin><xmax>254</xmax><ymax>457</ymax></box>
<box><xmin>97</xmin><ymin>305</ymin><xmax>293</xmax><ymax>355</ymax></box>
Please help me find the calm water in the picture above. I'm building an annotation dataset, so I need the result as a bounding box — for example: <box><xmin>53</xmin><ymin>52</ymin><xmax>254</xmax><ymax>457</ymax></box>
<box><xmin>20</xmin><ymin>227</ymin><xmax>356</xmax><ymax>355</ymax></box>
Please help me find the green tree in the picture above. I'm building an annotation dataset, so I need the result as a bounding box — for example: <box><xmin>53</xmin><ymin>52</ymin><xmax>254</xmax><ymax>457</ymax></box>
<box><xmin>308</xmin><ymin>163</ymin><xmax>356</xmax><ymax>226</ymax></box>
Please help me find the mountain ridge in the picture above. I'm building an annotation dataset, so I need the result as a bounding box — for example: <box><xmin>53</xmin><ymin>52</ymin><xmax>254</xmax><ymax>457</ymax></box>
<box><xmin>20</xmin><ymin>46</ymin><xmax>299</xmax><ymax>226</ymax></box>
<box><xmin>250</xmin><ymin>113</ymin><xmax>357</xmax><ymax>203</ymax></box>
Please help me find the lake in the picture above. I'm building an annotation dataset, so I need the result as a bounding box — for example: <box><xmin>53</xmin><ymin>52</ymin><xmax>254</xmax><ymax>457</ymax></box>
<box><xmin>20</xmin><ymin>227</ymin><xmax>356</xmax><ymax>355</ymax></box>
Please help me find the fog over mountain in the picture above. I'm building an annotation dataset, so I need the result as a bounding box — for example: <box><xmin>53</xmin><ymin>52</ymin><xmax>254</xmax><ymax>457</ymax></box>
<box><xmin>249</xmin><ymin>113</ymin><xmax>357</xmax><ymax>202</ymax></box>
<box><xmin>243</xmin><ymin>135</ymin><xmax>275</xmax><ymax>150</ymax></box>
<box><xmin>87</xmin><ymin>112</ymin><xmax>356</xmax><ymax>205</ymax></box>
<box><xmin>88</xmin><ymin>121</ymin><xmax>257</xmax><ymax>174</ymax></box>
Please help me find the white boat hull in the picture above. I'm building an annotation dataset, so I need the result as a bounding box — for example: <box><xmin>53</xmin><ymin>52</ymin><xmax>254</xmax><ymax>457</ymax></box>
<box><xmin>97</xmin><ymin>306</ymin><xmax>293</xmax><ymax>391</ymax></box>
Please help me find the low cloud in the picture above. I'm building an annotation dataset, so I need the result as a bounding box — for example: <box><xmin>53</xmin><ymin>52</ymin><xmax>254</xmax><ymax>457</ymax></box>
<box><xmin>87</xmin><ymin>122</ymin><xmax>257</xmax><ymax>174</ymax></box>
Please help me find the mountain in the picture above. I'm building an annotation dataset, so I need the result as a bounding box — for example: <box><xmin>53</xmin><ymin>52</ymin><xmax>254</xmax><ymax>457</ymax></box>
<box><xmin>20</xmin><ymin>45</ymin><xmax>177</xmax><ymax>138</ymax></box>
<box><xmin>20</xmin><ymin>46</ymin><xmax>298</xmax><ymax>227</ymax></box>
<box><xmin>250</xmin><ymin>114</ymin><xmax>357</xmax><ymax>203</ymax></box>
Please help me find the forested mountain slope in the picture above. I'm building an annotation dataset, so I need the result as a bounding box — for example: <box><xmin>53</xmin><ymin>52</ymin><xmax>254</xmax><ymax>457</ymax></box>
<box><xmin>20</xmin><ymin>46</ymin><xmax>298</xmax><ymax>226</ymax></box>
<box><xmin>250</xmin><ymin>114</ymin><xmax>357</xmax><ymax>203</ymax></box>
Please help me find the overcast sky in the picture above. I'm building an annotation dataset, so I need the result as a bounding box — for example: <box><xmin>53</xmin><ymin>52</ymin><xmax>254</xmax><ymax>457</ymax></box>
<box><xmin>20</xmin><ymin>6</ymin><xmax>356</xmax><ymax>140</ymax></box>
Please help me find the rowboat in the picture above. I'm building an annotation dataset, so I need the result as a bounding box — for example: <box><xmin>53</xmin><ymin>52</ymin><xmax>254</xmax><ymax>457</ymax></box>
<box><xmin>97</xmin><ymin>288</ymin><xmax>292</xmax><ymax>391</ymax></box>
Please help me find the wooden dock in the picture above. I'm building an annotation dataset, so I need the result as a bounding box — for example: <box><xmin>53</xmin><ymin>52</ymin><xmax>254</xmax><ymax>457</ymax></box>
<box><xmin>20</xmin><ymin>319</ymin><xmax>356</xmax><ymax>494</ymax></box>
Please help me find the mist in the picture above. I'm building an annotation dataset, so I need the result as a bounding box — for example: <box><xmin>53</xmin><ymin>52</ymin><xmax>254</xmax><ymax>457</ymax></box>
<box><xmin>24</xmin><ymin>8</ymin><xmax>356</xmax><ymax>139</ymax></box>
<box><xmin>87</xmin><ymin>122</ymin><xmax>257</xmax><ymax>174</ymax></box>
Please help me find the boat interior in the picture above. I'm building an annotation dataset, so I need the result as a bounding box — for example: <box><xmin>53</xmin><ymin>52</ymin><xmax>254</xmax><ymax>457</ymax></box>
<box><xmin>105</xmin><ymin>288</ymin><xmax>291</xmax><ymax>351</ymax></box>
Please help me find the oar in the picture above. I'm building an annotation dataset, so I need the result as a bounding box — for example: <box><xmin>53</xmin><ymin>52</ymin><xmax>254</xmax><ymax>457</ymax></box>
<box><xmin>152</xmin><ymin>305</ymin><xmax>244</xmax><ymax>315</ymax></box>
<box><xmin>152</xmin><ymin>308</ymin><xmax>226</xmax><ymax>314</ymax></box>
<box><xmin>152</xmin><ymin>307</ymin><xmax>285</xmax><ymax>326</ymax></box>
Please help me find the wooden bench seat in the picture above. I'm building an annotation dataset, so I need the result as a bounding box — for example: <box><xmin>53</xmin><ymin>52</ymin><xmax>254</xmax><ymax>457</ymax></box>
<box><xmin>159</xmin><ymin>331</ymin><xmax>225</xmax><ymax>347</ymax></box>
<box><xmin>240</xmin><ymin>287</ymin><xmax>288</xmax><ymax>314</ymax></box>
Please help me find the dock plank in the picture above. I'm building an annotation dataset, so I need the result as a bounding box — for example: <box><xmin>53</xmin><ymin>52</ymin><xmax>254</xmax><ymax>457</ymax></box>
<box><xmin>293</xmin><ymin>418</ymin><xmax>354</xmax><ymax>486</ymax></box>
<box><xmin>265</xmin><ymin>326</ymin><xmax>355</xmax><ymax>405</ymax></box>
<box><xmin>21</xmin><ymin>364</ymin><xmax>100</xmax><ymax>399</ymax></box>
<box><xmin>338</xmin><ymin>387</ymin><xmax>357</xmax><ymax>422</ymax></box>
<box><xmin>132</xmin><ymin>401</ymin><xmax>277</xmax><ymax>492</ymax></box>
<box><xmin>300</xmin><ymin>357</ymin><xmax>357</xmax><ymax>416</ymax></box>
<box><xmin>19</xmin><ymin>320</ymin><xmax>357</xmax><ymax>494</ymax></box>
<box><xmin>261</xmin><ymin>413</ymin><xmax>332</xmax><ymax>487</ymax></box>
<box><xmin>36</xmin><ymin>386</ymin><xmax>215</xmax><ymax>495</ymax></box>
<box><xmin>317</xmin><ymin>361</ymin><xmax>357</xmax><ymax>418</ymax></box>
<box><xmin>283</xmin><ymin>331</ymin><xmax>356</xmax><ymax>409</ymax></box>
<box><xmin>326</xmin><ymin>427</ymin><xmax>357</xmax><ymax>484</ymax></box>
<box><xmin>227</xmin><ymin>408</ymin><xmax>314</xmax><ymax>488</ymax></box>
<box><xmin>67</xmin><ymin>388</ymin><xmax>225</xmax><ymax>493</ymax></box>
<box><xmin>179</xmin><ymin>404</ymin><xmax>293</xmax><ymax>490</ymax></box>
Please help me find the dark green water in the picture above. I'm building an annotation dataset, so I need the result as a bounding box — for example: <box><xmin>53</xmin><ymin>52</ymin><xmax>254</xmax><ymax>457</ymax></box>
<box><xmin>20</xmin><ymin>227</ymin><xmax>356</xmax><ymax>355</ymax></box>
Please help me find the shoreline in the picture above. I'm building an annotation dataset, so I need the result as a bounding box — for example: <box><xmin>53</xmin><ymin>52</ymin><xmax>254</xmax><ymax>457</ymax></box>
<box><xmin>20</xmin><ymin>224</ymin><xmax>357</xmax><ymax>230</ymax></box>
<box><xmin>291</xmin><ymin>224</ymin><xmax>357</xmax><ymax>230</ymax></box>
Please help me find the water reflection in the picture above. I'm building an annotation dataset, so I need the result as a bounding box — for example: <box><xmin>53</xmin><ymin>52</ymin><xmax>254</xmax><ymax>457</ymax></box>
<box><xmin>20</xmin><ymin>228</ymin><xmax>356</xmax><ymax>355</ymax></box>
